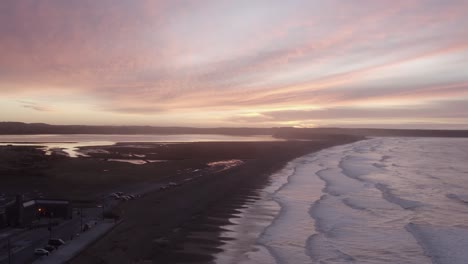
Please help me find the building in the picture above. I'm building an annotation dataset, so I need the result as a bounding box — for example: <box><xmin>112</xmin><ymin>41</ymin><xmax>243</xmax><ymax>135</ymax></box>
<box><xmin>2</xmin><ymin>195</ymin><xmax>72</xmax><ymax>228</ymax></box>
<box><xmin>35</xmin><ymin>199</ymin><xmax>72</xmax><ymax>219</ymax></box>
<box><xmin>0</xmin><ymin>205</ymin><xmax>10</xmax><ymax>228</ymax></box>
<box><xmin>0</xmin><ymin>198</ymin><xmax>15</xmax><ymax>228</ymax></box>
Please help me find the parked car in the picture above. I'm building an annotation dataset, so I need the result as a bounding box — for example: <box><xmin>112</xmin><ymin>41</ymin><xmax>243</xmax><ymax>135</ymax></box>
<box><xmin>48</xmin><ymin>238</ymin><xmax>65</xmax><ymax>247</ymax></box>
<box><xmin>34</xmin><ymin>248</ymin><xmax>49</xmax><ymax>256</ymax></box>
<box><xmin>118</xmin><ymin>195</ymin><xmax>130</xmax><ymax>201</ymax></box>
<box><xmin>44</xmin><ymin>245</ymin><xmax>55</xmax><ymax>252</ymax></box>
<box><xmin>168</xmin><ymin>182</ymin><xmax>180</xmax><ymax>187</ymax></box>
<box><xmin>84</xmin><ymin>220</ymin><xmax>98</xmax><ymax>231</ymax></box>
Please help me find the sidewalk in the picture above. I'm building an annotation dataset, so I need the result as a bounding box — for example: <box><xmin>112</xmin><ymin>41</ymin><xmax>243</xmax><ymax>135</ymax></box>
<box><xmin>0</xmin><ymin>228</ymin><xmax>22</xmax><ymax>241</ymax></box>
<box><xmin>33</xmin><ymin>220</ymin><xmax>118</xmax><ymax>264</ymax></box>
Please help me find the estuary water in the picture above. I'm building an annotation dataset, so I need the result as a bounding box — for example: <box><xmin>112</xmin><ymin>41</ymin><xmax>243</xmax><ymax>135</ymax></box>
<box><xmin>0</xmin><ymin>134</ymin><xmax>279</xmax><ymax>157</ymax></box>
<box><xmin>214</xmin><ymin>137</ymin><xmax>468</xmax><ymax>264</ymax></box>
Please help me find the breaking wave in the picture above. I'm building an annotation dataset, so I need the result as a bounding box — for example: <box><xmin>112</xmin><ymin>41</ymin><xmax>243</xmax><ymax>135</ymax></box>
<box><xmin>214</xmin><ymin>137</ymin><xmax>468</xmax><ymax>264</ymax></box>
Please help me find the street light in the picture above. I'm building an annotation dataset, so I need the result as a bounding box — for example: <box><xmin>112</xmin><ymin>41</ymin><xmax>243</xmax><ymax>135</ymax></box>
<box><xmin>97</xmin><ymin>204</ymin><xmax>105</xmax><ymax>220</ymax></box>
<box><xmin>79</xmin><ymin>208</ymin><xmax>83</xmax><ymax>232</ymax></box>
<box><xmin>48</xmin><ymin>212</ymin><xmax>54</xmax><ymax>239</ymax></box>
<box><xmin>7</xmin><ymin>236</ymin><xmax>11</xmax><ymax>264</ymax></box>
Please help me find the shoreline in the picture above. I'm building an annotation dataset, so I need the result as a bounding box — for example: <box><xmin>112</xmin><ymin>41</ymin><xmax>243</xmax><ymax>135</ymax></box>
<box><xmin>70</xmin><ymin>137</ymin><xmax>362</xmax><ymax>263</ymax></box>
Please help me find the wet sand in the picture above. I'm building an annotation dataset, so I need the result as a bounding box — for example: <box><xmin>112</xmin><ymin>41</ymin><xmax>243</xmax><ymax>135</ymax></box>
<box><xmin>69</xmin><ymin>136</ymin><xmax>361</xmax><ymax>264</ymax></box>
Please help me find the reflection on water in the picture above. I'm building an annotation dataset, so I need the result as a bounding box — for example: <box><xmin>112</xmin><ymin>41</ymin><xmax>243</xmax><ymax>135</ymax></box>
<box><xmin>0</xmin><ymin>134</ymin><xmax>279</xmax><ymax>157</ymax></box>
<box><xmin>107</xmin><ymin>159</ymin><xmax>167</xmax><ymax>165</ymax></box>
<box><xmin>0</xmin><ymin>141</ymin><xmax>114</xmax><ymax>157</ymax></box>
<box><xmin>207</xmin><ymin>159</ymin><xmax>244</xmax><ymax>171</ymax></box>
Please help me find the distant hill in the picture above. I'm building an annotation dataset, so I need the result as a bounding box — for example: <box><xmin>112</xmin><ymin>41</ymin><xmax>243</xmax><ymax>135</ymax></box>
<box><xmin>273</xmin><ymin>127</ymin><xmax>468</xmax><ymax>138</ymax></box>
<box><xmin>1</xmin><ymin>122</ymin><xmax>468</xmax><ymax>138</ymax></box>
<box><xmin>0</xmin><ymin>122</ymin><xmax>273</xmax><ymax>135</ymax></box>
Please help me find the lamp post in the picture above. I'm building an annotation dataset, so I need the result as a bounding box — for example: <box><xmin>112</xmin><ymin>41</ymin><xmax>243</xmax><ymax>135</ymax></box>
<box><xmin>48</xmin><ymin>212</ymin><xmax>54</xmax><ymax>239</ymax></box>
<box><xmin>7</xmin><ymin>236</ymin><xmax>11</xmax><ymax>264</ymax></box>
<box><xmin>80</xmin><ymin>208</ymin><xmax>83</xmax><ymax>232</ymax></box>
<box><xmin>97</xmin><ymin>204</ymin><xmax>105</xmax><ymax>220</ymax></box>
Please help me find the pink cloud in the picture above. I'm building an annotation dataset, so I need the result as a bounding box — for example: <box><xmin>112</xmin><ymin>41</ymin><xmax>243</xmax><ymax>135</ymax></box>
<box><xmin>1</xmin><ymin>0</ymin><xmax>468</xmax><ymax>128</ymax></box>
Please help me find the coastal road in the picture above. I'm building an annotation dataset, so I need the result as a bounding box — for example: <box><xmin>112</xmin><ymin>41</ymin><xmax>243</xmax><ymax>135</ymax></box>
<box><xmin>0</xmin><ymin>211</ymin><xmax>98</xmax><ymax>264</ymax></box>
<box><xmin>0</xmin><ymin>180</ymin><xmax>170</xmax><ymax>264</ymax></box>
<box><xmin>0</xmin><ymin>165</ymin><xmax>211</xmax><ymax>264</ymax></box>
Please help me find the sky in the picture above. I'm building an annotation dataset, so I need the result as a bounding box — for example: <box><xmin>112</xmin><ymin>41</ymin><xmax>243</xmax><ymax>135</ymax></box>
<box><xmin>1</xmin><ymin>0</ymin><xmax>468</xmax><ymax>129</ymax></box>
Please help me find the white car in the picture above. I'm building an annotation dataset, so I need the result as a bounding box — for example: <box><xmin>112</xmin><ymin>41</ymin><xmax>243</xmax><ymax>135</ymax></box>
<box><xmin>34</xmin><ymin>248</ymin><xmax>49</xmax><ymax>256</ymax></box>
<box><xmin>168</xmin><ymin>182</ymin><xmax>180</xmax><ymax>187</ymax></box>
<box><xmin>119</xmin><ymin>195</ymin><xmax>131</xmax><ymax>201</ymax></box>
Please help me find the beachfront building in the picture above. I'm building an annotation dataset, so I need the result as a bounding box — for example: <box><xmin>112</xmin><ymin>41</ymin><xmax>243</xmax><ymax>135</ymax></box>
<box><xmin>3</xmin><ymin>195</ymin><xmax>72</xmax><ymax>228</ymax></box>
<box><xmin>0</xmin><ymin>206</ymin><xmax>8</xmax><ymax>228</ymax></box>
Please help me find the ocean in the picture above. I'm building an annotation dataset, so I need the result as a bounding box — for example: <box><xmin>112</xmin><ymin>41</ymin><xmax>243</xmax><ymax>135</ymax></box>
<box><xmin>214</xmin><ymin>137</ymin><xmax>468</xmax><ymax>264</ymax></box>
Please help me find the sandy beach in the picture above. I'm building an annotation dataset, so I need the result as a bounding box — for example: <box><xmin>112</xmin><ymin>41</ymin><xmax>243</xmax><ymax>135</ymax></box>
<box><xmin>56</xmin><ymin>136</ymin><xmax>362</xmax><ymax>264</ymax></box>
<box><xmin>0</xmin><ymin>135</ymin><xmax>360</xmax><ymax>263</ymax></box>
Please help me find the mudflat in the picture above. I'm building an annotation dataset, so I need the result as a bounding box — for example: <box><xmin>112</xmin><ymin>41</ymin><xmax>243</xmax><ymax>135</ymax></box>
<box><xmin>57</xmin><ymin>136</ymin><xmax>361</xmax><ymax>264</ymax></box>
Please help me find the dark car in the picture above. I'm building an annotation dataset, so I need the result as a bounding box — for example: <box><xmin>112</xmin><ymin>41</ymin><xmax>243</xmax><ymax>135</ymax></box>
<box><xmin>44</xmin><ymin>245</ymin><xmax>55</xmax><ymax>252</ymax></box>
<box><xmin>48</xmin><ymin>238</ymin><xmax>65</xmax><ymax>247</ymax></box>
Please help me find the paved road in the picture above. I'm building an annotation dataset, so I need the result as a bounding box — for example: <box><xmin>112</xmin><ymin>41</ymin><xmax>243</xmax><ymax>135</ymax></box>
<box><xmin>0</xmin><ymin>212</ymin><xmax>95</xmax><ymax>264</ymax></box>
<box><xmin>0</xmin><ymin>173</ymin><xmax>197</xmax><ymax>264</ymax></box>
<box><xmin>33</xmin><ymin>220</ymin><xmax>117</xmax><ymax>264</ymax></box>
<box><xmin>0</xmin><ymin>183</ymin><xmax>164</xmax><ymax>264</ymax></box>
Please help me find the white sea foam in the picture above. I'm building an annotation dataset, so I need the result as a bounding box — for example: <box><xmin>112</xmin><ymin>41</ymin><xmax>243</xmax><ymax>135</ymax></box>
<box><xmin>213</xmin><ymin>138</ymin><xmax>468</xmax><ymax>264</ymax></box>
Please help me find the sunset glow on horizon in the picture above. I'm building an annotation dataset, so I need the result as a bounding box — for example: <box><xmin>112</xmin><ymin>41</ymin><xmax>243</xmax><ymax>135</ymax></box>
<box><xmin>1</xmin><ymin>0</ymin><xmax>468</xmax><ymax>128</ymax></box>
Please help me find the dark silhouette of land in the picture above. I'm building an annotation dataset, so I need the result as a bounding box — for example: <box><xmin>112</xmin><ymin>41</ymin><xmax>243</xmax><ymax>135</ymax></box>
<box><xmin>1</xmin><ymin>122</ymin><xmax>468</xmax><ymax>138</ymax></box>
<box><xmin>273</xmin><ymin>127</ymin><xmax>468</xmax><ymax>138</ymax></box>
<box><xmin>1</xmin><ymin>122</ymin><xmax>468</xmax><ymax>263</ymax></box>
<box><xmin>0</xmin><ymin>132</ymin><xmax>361</xmax><ymax>264</ymax></box>
<box><xmin>0</xmin><ymin>122</ymin><xmax>273</xmax><ymax>136</ymax></box>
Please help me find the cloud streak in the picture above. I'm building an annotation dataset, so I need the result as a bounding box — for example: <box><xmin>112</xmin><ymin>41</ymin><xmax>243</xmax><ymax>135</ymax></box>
<box><xmin>18</xmin><ymin>100</ymin><xmax>53</xmax><ymax>112</ymax></box>
<box><xmin>0</xmin><ymin>0</ymin><xmax>467</xmax><ymax>128</ymax></box>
